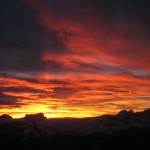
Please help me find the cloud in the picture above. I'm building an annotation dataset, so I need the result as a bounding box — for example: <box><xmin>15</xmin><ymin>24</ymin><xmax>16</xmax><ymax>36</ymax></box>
<box><xmin>0</xmin><ymin>0</ymin><xmax>150</xmax><ymax>118</ymax></box>
<box><xmin>0</xmin><ymin>92</ymin><xmax>18</xmax><ymax>105</ymax></box>
<box><xmin>0</xmin><ymin>0</ymin><xmax>69</xmax><ymax>74</ymax></box>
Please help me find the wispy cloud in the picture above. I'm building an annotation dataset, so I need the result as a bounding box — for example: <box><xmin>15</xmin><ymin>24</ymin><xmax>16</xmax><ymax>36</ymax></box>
<box><xmin>0</xmin><ymin>0</ymin><xmax>150</xmax><ymax>118</ymax></box>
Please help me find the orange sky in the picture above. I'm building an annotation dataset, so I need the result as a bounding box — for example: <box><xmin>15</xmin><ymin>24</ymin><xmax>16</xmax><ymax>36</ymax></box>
<box><xmin>0</xmin><ymin>0</ymin><xmax>150</xmax><ymax>118</ymax></box>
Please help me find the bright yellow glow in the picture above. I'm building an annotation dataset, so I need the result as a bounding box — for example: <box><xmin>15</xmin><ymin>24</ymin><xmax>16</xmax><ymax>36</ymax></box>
<box><xmin>0</xmin><ymin>75</ymin><xmax>150</xmax><ymax>118</ymax></box>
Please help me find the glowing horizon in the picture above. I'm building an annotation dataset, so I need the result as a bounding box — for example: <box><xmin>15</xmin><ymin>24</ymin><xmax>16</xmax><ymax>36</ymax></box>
<box><xmin>0</xmin><ymin>103</ymin><xmax>148</xmax><ymax>119</ymax></box>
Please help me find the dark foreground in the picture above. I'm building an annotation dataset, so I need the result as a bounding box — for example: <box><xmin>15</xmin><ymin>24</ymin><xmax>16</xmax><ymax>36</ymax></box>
<box><xmin>0</xmin><ymin>109</ymin><xmax>150</xmax><ymax>150</ymax></box>
<box><xmin>1</xmin><ymin>127</ymin><xmax>150</xmax><ymax>150</ymax></box>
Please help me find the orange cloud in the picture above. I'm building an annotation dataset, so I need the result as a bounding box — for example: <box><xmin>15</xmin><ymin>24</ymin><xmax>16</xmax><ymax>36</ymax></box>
<box><xmin>1</xmin><ymin>0</ymin><xmax>150</xmax><ymax>118</ymax></box>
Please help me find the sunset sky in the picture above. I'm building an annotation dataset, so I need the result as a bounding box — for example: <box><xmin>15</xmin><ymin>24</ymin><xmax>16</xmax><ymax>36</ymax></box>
<box><xmin>0</xmin><ymin>0</ymin><xmax>150</xmax><ymax>118</ymax></box>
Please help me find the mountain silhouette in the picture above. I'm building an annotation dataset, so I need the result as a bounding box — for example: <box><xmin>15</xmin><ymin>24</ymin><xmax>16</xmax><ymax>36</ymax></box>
<box><xmin>0</xmin><ymin>109</ymin><xmax>150</xmax><ymax>150</ymax></box>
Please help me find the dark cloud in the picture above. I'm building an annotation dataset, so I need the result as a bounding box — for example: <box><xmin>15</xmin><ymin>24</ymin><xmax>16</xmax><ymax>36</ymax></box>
<box><xmin>43</xmin><ymin>29</ymin><xmax>68</xmax><ymax>54</ymax></box>
<box><xmin>0</xmin><ymin>86</ymin><xmax>44</xmax><ymax>94</ymax></box>
<box><xmin>0</xmin><ymin>0</ymin><xmax>44</xmax><ymax>50</ymax></box>
<box><xmin>0</xmin><ymin>0</ymin><xmax>69</xmax><ymax>74</ymax></box>
<box><xmin>51</xmin><ymin>87</ymin><xmax>78</xmax><ymax>99</ymax></box>
<box><xmin>48</xmin><ymin>80</ymin><xmax>70</xmax><ymax>85</ymax></box>
<box><xmin>81</xmin><ymin>80</ymin><xmax>103</xmax><ymax>83</ymax></box>
<box><xmin>0</xmin><ymin>93</ymin><xmax>18</xmax><ymax>105</ymax></box>
<box><xmin>0</xmin><ymin>0</ymin><xmax>42</xmax><ymax>73</ymax></box>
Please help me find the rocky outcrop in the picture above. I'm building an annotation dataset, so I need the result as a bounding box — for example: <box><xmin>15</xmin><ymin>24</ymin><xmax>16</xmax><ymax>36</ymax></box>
<box><xmin>24</xmin><ymin>113</ymin><xmax>47</xmax><ymax>122</ymax></box>
<box><xmin>117</xmin><ymin>110</ymin><xmax>134</xmax><ymax>119</ymax></box>
<box><xmin>0</xmin><ymin>114</ymin><xmax>13</xmax><ymax>124</ymax></box>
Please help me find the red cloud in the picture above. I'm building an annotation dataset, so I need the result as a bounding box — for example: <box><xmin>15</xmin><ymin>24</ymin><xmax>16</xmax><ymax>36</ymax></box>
<box><xmin>1</xmin><ymin>0</ymin><xmax>149</xmax><ymax>118</ymax></box>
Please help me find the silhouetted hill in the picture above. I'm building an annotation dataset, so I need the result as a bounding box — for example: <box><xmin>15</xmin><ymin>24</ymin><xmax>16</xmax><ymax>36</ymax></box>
<box><xmin>0</xmin><ymin>109</ymin><xmax>150</xmax><ymax>150</ymax></box>
<box><xmin>24</xmin><ymin>113</ymin><xmax>47</xmax><ymax>122</ymax></box>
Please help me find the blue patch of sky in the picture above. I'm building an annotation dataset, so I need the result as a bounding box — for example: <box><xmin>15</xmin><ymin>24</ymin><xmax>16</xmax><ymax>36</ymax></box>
<box><xmin>101</xmin><ymin>65</ymin><xmax>126</xmax><ymax>75</ymax></box>
<box><xmin>131</xmin><ymin>70</ymin><xmax>150</xmax><ymax>77</ymax></box>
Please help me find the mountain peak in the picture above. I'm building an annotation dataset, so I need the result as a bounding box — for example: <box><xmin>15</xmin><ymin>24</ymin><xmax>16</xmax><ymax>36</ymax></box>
<box><xmin>0</xmin><ymin>114</ymin><xmax>13</xmax><ymax>124</ymax></box>
<box><xmin>24</xmin><ymin>113</ymin><xmax>47</xmax><ymax>122</ymax></box>
<box><xmin>117</xmin><ymin>110</ymin><xmax>134</xmax><ymax>119</ymax></box>
<box><xmin>142</xmin><ymin>108</ymin><xmax>150</xmax><ymax>115</ymax></box>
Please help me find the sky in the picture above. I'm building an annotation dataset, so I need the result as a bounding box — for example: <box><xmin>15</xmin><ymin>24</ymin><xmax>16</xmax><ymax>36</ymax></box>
<box><xmin>0</xmin><ymin>0</ymin><xmax>150</xmax><ymax>118</ymax></box>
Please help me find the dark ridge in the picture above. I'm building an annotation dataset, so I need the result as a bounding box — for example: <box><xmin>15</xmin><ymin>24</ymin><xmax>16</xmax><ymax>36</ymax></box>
<box><xmin>24</xmin><ymin>113</ymin><xmax>47</xmax><ymax>121</ymax></box>
<box><xmin>0</xmin><ymin>109</ymin><xmax>150</xmax><ymax>150</ymax></box>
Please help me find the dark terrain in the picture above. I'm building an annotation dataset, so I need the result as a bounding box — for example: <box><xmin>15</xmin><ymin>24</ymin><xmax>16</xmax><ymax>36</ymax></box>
<box><xmin>0</xmin><ymin>109</ymin><xmax>150</xmax><ymax>150</ymax></box>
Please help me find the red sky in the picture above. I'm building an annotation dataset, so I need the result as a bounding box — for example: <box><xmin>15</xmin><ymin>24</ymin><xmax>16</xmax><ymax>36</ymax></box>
<box><xmin>0</xmin><ymin>0</ymin><xmax>150</xmax><ymax>118</ymax></box>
